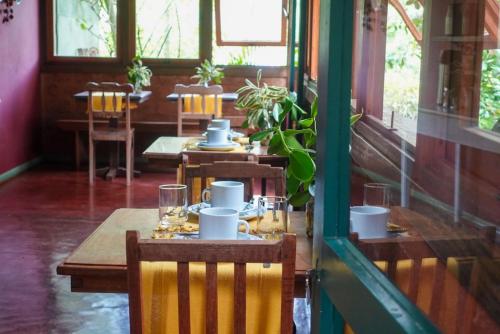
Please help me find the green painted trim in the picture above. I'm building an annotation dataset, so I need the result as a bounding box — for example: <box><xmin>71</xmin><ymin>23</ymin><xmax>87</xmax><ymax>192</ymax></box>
<box><xmin>0</xmin><ymin>157</ymin><xmax>43</xmax><ymax>184</ymax></box>
<box><xmin>321</xmin><ymin>238</ymin><xmax>441</xmax><ymax>334</ymax></box>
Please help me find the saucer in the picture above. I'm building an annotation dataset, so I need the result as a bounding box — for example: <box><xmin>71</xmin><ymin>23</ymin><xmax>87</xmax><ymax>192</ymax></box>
<box><xmin>170</xmin><ymin>232</ymin><xmax>262</xmax><ymax>240</ymax></box>
<box><xmin>197</xmin><ymin>141</ymin><xmax>240</xmax><ymax>151</ymax></box>
<box><xmin>188</xmin><ymin>202</ymin><xmax>264</xmax><ymax>220</ymax></box>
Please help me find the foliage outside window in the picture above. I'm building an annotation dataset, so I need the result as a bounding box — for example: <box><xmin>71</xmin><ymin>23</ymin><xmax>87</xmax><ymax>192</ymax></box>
<box><xmin>53</xmin><ymin>0</ymin><xmax>118</xmax><ymax>57</ymax></box>
<box><xmin>479</xmin><ymin>49</ymin><xmax>500</xmax><ymax>131</ymax></box>
<box><xmin>382</xmin><ymin>2</ymin><xmax>423</xmax><ymax>145</ymax></box>
<box><xmin>135</xmin><ymin>0</ymin><xmax>199</xmax><ymax>59</ymax></box>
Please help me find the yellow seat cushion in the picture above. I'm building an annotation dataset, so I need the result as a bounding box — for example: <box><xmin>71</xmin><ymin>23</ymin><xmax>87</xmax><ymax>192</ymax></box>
<box><xmin>140</xmin><ymin>262</ymin><xmax>283</xmax><ymax>334</ymax></box>
<box><xmin>183</xmin><ymin>94</ymin><xmax>223</xmax><ymax>117</ymax></box>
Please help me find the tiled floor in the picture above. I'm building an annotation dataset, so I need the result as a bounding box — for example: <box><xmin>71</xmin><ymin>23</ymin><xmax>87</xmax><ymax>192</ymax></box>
<box><xmin>0</xmin><ymin>166</ymin><xmax>310</xmax><ymax>333</ymax></box>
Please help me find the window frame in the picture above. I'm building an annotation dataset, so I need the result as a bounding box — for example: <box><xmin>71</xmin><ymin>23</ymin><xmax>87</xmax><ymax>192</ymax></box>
<box><xmin>214</xmin><ymin>0</ymin><xmax>288</xmax><ymax>47</ymax></box>
<box><xmin>42</xmin><ymin>0</ymin><xmax>291</xmax><ymax>73</ymax></box>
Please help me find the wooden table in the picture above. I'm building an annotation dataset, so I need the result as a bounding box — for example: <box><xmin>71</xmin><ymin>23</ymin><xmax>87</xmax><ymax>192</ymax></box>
<box><xmin>166</xmin><ymin>92</ymin><xmax>238</xmax><ymax>102</ymax></box>
<box><xmin>143</xmin><ymin>136</ymin><xmax>287</xmax><ymax>166</ymax></box>
<box><xmin>75</xmin><ymin>90</ymin><xmax>152</xmax><ymax>104</ymax></box>
<box><xmin>57</xmin><ymin>209</ymin><xmax>312</xmax><ymax>297</ymax></box>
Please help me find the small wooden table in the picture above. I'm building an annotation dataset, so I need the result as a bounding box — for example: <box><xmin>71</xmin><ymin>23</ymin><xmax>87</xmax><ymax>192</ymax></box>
<box><xmin>57</xmin><ymin>209</ymin><xmax>312</xmax><ymax>297</ymax></box>
<box><xmin>166</xmin><ymin>92</ymin><xmax>238</xmax><ymax>102</ymax></box>
<box><xmin>143</xmin><ymin>136</ymin><xmax>287</xmax><ymax>165</ymax></box>
<box><xmin>75</xmin><ymin>90</ymin><xmax>152</xmax><ymax>104</ymax></box>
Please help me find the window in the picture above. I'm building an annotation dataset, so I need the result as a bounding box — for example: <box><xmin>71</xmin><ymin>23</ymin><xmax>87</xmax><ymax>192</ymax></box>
<box><xmin>382</xmin><ymin>1</ymin><xmax>423</xmax><ymax>145</ymax></box>
<box><xmin>53</xmin><ymin>0</ymin><xmax>118</xmax><ymax>57</ymax></box>
<box><xmin>215</xmin><ymin>0</ymin><xmax>286</xmax><ymax>46</ymax></box>
<box><xmin>135</xmin><ymin>0</ymin><xmax>199</xmax><ymax>59</ymax></box>
<box><xmin>213</xmin><ymin>0</ymin><xmax>288</xmax><ymax>66</ymax></box>
<box><xmin>47</xmin><ymin>0</ymin><xmax>290</xmax><ymax>68</ymax></box>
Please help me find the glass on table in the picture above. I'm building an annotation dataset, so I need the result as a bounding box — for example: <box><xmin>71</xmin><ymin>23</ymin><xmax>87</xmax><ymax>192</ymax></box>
<box><xmin>158</xmin><ymin>184</ymin><xmax>188</xmax><ymax>228</ymax></box>
<box><xmin>363</xmin><ymin>183</ymin><xmax>391</xmax><ymax>207</ymax></box>
<box><xmin>256</xmin><ymin>196</ymin><xmax>288</xmax><ymax>240</ymax></box>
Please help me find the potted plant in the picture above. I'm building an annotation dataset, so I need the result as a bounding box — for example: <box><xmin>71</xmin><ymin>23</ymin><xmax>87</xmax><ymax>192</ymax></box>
<box><xmin>236</xmin><ymin>70</ymin><xmax>306</xmax><ymax>143</ymax></box>
<box><xmin>250</xmin><ymin>95</ymin><xmax>362</xmax><ymax>236</ymax></box>
<box><xmin>127</xmin><ymin>56</ymin><xmax>152</xmax><ymax>93</ymax></box>
<box><xmin>191</xmin><ymin>59</ymin><xmax>225</xmax><ymax>86</ymax></box>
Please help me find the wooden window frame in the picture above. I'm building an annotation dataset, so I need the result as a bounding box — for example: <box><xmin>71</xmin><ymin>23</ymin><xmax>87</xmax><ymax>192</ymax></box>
<box><xmin>45</xmin><ymin>0</ymin><xmax>124</xmax><ymax>65</ymax></box>
<box><xmin>214</xmin><ymin>0</ymin><xmax>288</xmax><ymax>47</ymax></box>
<box><xmin>42</xmin><ymin>0</ymin><xmax>290</xmax><ymax>74</ymax></box>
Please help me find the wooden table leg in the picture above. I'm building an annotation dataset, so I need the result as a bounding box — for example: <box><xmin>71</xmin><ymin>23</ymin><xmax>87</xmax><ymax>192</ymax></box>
<box><xmin>75</xmin><ymin>131</ymin><xmax>81</xmax><ymax>170</ymax></box>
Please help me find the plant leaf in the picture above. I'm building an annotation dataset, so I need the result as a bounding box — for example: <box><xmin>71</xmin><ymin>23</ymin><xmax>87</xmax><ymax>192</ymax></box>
<box><xmin>288</xmin><ymin>191</ymin><xmax>311</xmax><ymax>207</ymax></box>
<box><xmin>272</xmin><ymin>103</ymin><xmax>282</xmax><ymax>123</ymax></box>
<box><xmin>299</xmin><ymin>118</ymin><xmax>314</xmax><ymax>128</ymax></box>
<box><xmin>286</xmin><ymin>174</ymin><xmax>301</xmax><ymax>195</ymax></box>
<box><xmin>311</xmin><ymin>96</ymin><xmax>318</xmax><ymax>118</ymax></box>
<box><xmin>249</xmin><ymin>129</ymin><xmax>273</xmax><ymax>143</ymax></box>
<box><xmin>289</xmin><ymin>149</ymin><xmax>315</xmax><ymax>181</ymax></box>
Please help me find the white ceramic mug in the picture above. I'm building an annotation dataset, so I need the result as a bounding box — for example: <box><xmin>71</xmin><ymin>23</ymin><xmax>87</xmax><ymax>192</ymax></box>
<box><xmin>199</xmin><ymin>207</ymin><xmax>250</xmax><ymax>240</ymax></box>
<box><xmin>210</xmin><ymin>119</ymin><xmax>230</xmax><ymax>131</ymax></box>
<box><xmin>350</xmin><ymin>205</ymin><xmax>390</xmax><ymax>239</ymax></box>
<box><xmin>202</xmin><ymin>181</ymin><xmax>244</xmax><ymax>211</ymax></box>
<box><xmin>206</xmin><ymin>127</ymin><xmax>228</xmax><ymax>144</ymax></box>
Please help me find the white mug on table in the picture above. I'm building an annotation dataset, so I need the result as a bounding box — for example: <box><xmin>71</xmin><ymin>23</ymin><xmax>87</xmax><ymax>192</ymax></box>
<box><xmin>210</xmin><ymin>119</ymin><xmax>230</xmax><ymax>131</ymax></box>
<box><xmin>350</xmin><ymin>205</ymin><xmax>389</xmax><ymax>239</ymax></box>
<box><xmin>202</xmin><ymin>181</ymin><xmax>244</xmax><ymax>211</ymax></box>
<box><xmin>199</xmin><ymin>207</ymin><xmax>250</xmax><ymax>240</ymax></box>
<box><xmin>206</xmin><ymin>127</ymin><xmax>229</xmax><ymax>145</ymax></box>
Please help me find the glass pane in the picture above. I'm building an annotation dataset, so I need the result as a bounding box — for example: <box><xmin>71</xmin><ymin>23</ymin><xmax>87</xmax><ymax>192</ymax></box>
<box><xmin>350</xmin><ymin>0</ymin><xmax>500</xmax><ymax>332</ymax></box>
<box><xmin>136</xmin><ymin>0</ymin><xmax>199</xmax><ymax>59</ymax></box>
<box><xmin>213</xmin><ymin>45</ymin><xmax>288</xmax><ymax>66</ymax></box>
<box><xmin>217</xmin><ymin>0</ymin><xmax>284</xmax><ymax>44</ymax></box>
<box><xmin>53</xmin><ymin>0</ymin><xmax>118</xmax><ymax>57</ymax></box>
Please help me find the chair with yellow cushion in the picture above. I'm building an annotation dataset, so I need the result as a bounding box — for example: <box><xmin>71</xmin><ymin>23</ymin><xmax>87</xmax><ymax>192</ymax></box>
<box><xmin>126</xmin><ymin>231</ymin><xmax>296</xmax><ymax>334</ymax></box>
<box><xmin>87</xmin><ymin>82</ymin><xmax>135</xmax><ymax>186</ymax></box>
<box><xmin>175</xmin><ymin>84</ymin><xmax>223</xmax><ymax>136</ymax></box>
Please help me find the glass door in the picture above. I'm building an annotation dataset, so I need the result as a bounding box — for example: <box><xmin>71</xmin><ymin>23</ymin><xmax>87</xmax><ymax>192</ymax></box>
<box><xmin>312</xmin><ymin>0</ymin><xmax>499</xmax><ymax>332</ymax></box>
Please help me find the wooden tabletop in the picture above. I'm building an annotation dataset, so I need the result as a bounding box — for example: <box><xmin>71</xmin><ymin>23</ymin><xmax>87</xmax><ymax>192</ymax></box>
<box><xmin>74</xmin><ymin>91</ymin><xmax>152</xmax><ymax>104</ymax></box>
<box><xmin>143</xmin><ymin>136</ymin><xmax>286</xmax><ymax>164</ymax></box>
<box><xmin>166</xmin><ymin>92</ymin><xmax>238</xmax><ymax>102</ymax></box>
<box><xmin>57</xmin><ymin>209</ymin><xmax>312</xmax><ymax>297</ymax></box>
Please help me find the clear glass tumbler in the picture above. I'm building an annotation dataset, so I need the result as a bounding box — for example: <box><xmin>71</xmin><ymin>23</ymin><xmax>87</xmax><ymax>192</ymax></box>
<box><xmin>363</xmin><ymin>183</ymin><xmax>391</xmax><ymax>207</ymax></box>
<box><xmin>159</xmin><ymin>184</ymin><xmax>188</xmax><ymax>227</ymax></box>
<box><xmin>256</xmin><ymin>196</ymin><xmax>288</xmax><ymax>240</ymax></box>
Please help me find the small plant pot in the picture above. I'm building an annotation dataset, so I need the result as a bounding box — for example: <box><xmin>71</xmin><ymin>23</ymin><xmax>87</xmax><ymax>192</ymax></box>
<box><xmin>133</xmin><ymin>82</ymin><xmax>142</xmax><ymax>94</ymax></box>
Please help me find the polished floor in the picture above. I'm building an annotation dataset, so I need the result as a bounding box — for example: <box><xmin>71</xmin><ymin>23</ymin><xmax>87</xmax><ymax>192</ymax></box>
<box><xmin>0</xmin><ymin>166</ymin><xmax>310</xmax><ymax>333</ymax></box>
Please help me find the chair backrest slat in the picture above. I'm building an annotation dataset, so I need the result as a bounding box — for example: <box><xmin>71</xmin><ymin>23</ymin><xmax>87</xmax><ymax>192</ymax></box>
<box><xmin>177</xmin><ymin>262</ymin><xmax>191</xmax><ymax>334</ymax></box>
<box><xmin>126</xmin><ymin>231</ymin><xmax>296</xmax><ymax>334</ymax></box>
<box><xmin>205</xmin><ymin>262</ymin><xmax>218</xmax><ymax>334</ymax></box>
<box><xmin>234</xmin><ymin>263</ymin><xmax>247</xmax><ymax>334</ymax></box>
<box><xmin>174</xmin><ymin>84</ymin><xmax>224</xmax><ymax>136</ymax></box>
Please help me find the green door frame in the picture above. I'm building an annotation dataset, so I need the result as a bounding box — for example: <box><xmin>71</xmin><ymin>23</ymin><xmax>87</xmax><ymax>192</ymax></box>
<box><xmin>310</xmin><ymin>0</ymin><xmax>441</xmax><ymax>332</ymax></box>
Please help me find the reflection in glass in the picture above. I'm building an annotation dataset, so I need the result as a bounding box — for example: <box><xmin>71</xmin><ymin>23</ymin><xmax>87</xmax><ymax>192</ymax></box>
<box><xmin>350</xmin><ymin>0</ymin><xmax>499</xmax><ymax>332</ymax></box>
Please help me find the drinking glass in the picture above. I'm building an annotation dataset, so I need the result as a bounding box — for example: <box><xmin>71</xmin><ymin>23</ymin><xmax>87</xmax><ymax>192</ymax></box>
<box><xmin>363</xmin><ymin>183</ymin><xmax>391</xmax><ymax>207</ymax></box>
<box><xmin>159</xmin><ymin>184</ymin><xmax>188</xmax><ymax>227</ymax></box>
<box><xmin>256</xmin><ymin>196</ymin><xmax>288</xmax><ymax>240</ymax></box>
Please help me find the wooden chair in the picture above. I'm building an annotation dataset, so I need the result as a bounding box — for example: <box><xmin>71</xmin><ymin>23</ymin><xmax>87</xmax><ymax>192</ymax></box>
<box><xmin>126</xmin><ymin>230</ymin><xmax>296</xmax><ymax>334</ymax></box>
<box><xmin>175</xmin><ymin>84</ymin><xmax>223</xmax><ymax>136</ymax></box>
<box><xmin>87</xmin><ymin>82</ymin><xmax>135</xmax><ymax>186</ymax></box>
<box><xmin>184</xmin><ymin>160</ymin><xmax>285</xmax><ymax>204</ymax></box>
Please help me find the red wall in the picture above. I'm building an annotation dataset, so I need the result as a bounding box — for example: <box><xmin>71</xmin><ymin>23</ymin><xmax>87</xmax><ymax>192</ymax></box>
<box><xmin>0</xmin><ymin>2</ymin><xmax>40</xmax><ymax>174</ymax></box>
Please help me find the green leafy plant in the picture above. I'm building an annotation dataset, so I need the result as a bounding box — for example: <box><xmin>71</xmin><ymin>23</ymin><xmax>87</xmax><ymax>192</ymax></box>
<box><xmin>479</xmin><ymin>49</ymin><xmax>500</xmax><ymax>131</ymax></box>
<box><xmin>236</xmin><ymin>70</ymin><xmax>306</xmax><ymax>131</ymax></box>
<box><xmin>191</xmin><ymin>59</ymin><xmax>225</xmax><ymax>86</ymax></box>
<box><xmin>127</xmin><ymin>56</ymin><xmax>152</xmax><ymax>92</ymax></box>
<box><xmin>250</xmin><ymin>95</ymin><xmax>362</xmax><ymax>207</ymax></box>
